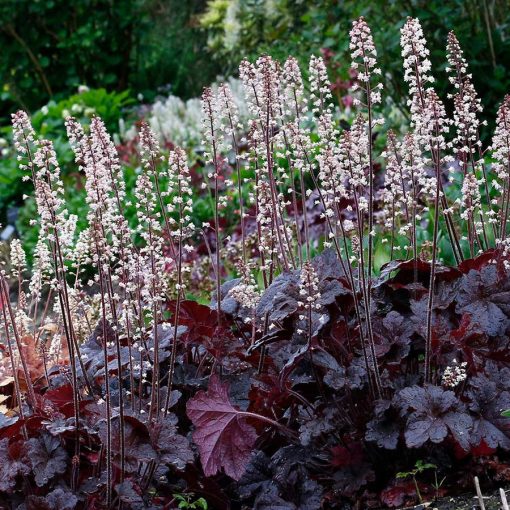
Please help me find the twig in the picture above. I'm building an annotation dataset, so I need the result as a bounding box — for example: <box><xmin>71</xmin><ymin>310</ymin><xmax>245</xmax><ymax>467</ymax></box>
<box><xmin>4</xmin><ymin>24</ymin><xmax>53</xmax><ymax>97</ymax></box>
<box><xmin>474</xmin><ymin>476</ymin><xmax>486</xmax><ymax>510</ymax></box>
<box><xmin>501</xmin><ymin>488</ymin><xmax>510</xmax><ymax>510</ymax></box>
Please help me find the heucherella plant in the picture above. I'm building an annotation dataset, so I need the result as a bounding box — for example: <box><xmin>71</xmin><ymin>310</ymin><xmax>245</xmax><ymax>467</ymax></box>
<box><xmin>2</xmin><ymin>15</ymin><xmax>510</xmax><ymax>510</ymax></box>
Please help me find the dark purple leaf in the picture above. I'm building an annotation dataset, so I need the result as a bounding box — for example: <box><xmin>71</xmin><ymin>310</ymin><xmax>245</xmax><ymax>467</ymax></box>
<box><xmin>264</xmin><ymin>446</ymin><xmax>323</xmax><ymax>509</ymax></box>
<box><xmin>237</xmin><ymin>451</ymin><xmax>272</xmax><ymax>500</ymax></box>
<box><xmin>256</xmin><ymin>271</ymin><xmax>300</xmax><ymax>323</ymax></box>
<box><xmin>311</xmin><ymin>248</ymin><xmax>346</xmax><ymax>281</ymax></box>
<box><xmin>0</xmin><ymin>439</ymin><xmax>30</xmax><ymax>492</ymax></box>
<box><xmin>377</xmin><ymin>258</ymin><xmax>460</xmax><ymax>287</ymax></box>
<box><xmin>270</xmin><ymin>445</ymin><xmax>308</xmax><ymax>485</ymax></box>
<box><xmin>46</xmin><ymin>488</ymin><xmax>78</xmax><ymax>510</ymax></box>
<box><xmin>466</xmin><ymin>374</ymin><xmax>510</xmax><ymax>449</ymax></box>
<box><xmin>314</xmin><ymin>350</ymin><xmax>347</xmax><ymax>390</ymax></box>
<box><xmin>186</xmin><ymin>375</ymin><xmax>258</xmax><ymax>480</ymax></box>
<box><xmin>456</xmin><ymin>265</ymin><xmax>510</xmax><ymax>337</ymax></box>
<box><xmin>149</xmin><ymin>414</ymin><xmax>194</xmax><ymax>470</ymax></box>
<box><xmin>299</xmin><ymin>406</ymin><xmax>337</xmax><ymax>446</ymax></box>
<box><xmin>43</xmin><ymin>417</ymin><xmax>76</xmax><ymax>436</ymax></box>
<box><xmin>23</xmin><ymin>488</ymin><xmax>78</xmax><ymax>510</ymax></box>
<box><xmin>253</xmin><ymin>485</ymin><xmax>297</xmax><ymax>510</ymax></box>
<box><xmin>365</xmin><ymin>400</ymin><xmax>400</xmax><ymax>449</ymax></box>
<box><xmin>25</xmin><ymin>434</ymin><xmax>68</xmax><ymax>487</ymax></box>
<box><xmin>318</xmin><ymin>280</ymin><xmax>348</xmax><ymax>306</ymax></box>
<box><xmin>97</xmin><ymin>415</ymin><xmax>157</xmax><ymax>473</ymax></box>
<box><xmin>256</xmin><ymin>251</ymin><xmax>349</xmax><ymax>324</ymax></box>
<box><xmin>346</xmin><ymin>359</ymin><xmax>368</xmax><ymax>390</ymax></box>
<box><xmin>115</xmin><ymin>480</ymin><xmax>144</xmax><ymax>506</ymax></box>
<box><xmin>372</xmin><ymin>311</ymin><xmax>413</xmax><ymax>361</ymax></box>
<box><xmin>396</xmin><ymin>385</ymin><xmax>472</xmax><ymax>450</ymax></box>
<box><xmin>332</xmin><ymin>461</ymin><xmax>375</xmax><ymax>497</ymax></box>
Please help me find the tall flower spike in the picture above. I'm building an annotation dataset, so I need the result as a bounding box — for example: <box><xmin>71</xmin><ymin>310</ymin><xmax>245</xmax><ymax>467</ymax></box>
<box><xmin>257</xmin><ymin>55</ymin><xmax>283</xmax><ymax>126</ymax></box>
<box><xmin>164</xmin><ymin>145</ymin><xmax>195</xmax><ymax>402</ymax></box>
<box><xmin>309</xmin><ymin>54</ymin><xmax>338</xmax><ymax>151</ymax></box>
<box><xmin>283</xmin><ymin>56</ymin><xmax>307</xmax><ymax>119</ymax></box>
<box><xmin>168</xmin><ymin>147</ymin><xmax>194</xmax><ymax>249</ymax></box>
<box><xmin>33</xmin><ymin>139</ymin><xmax>74</xmax><ymax>256</ymax></box>
<box><xmin>350</xmin><ymin>17</ymin><xmax>383</xmax><ymax>107</ymax></box>
<box><xmin>67</xmin><ymin>118</ymin><xmax>112</xmax><ymax>265</ymax></box>
<box><xmin>139</xmin><ymin>120</ymin><xmax>179</xmax><ymax>258</ymax></box>
<box><xmin>140</xmin><ymin>121</ymin><xmax>163</xmax><ymax>166</ymax></box>
<box><xmin>350</xmin><ymin>16</ymin><xmax>384</xmax><ymax>277</ymax></box>
<box><xmin>446</xmin><ymin>34</ymin><xmax>491</xmax><ymax>249</ymax></box>
<box><xmin>423</xmin><ymin>88</ymin><xmax>456</xmax><ymax>384</ymax></box>
<box><xmin>340</xmin><ymin>115</ymin><xmax>369</xmax><ymax>194</ymax></box>
<box><xmin>401</xmin><ymin>27</ymin><xmax>460</xmax><ymax>262</ymax></box>
<box><xmin>90</xmin><ymin>116</ymin><xmax>127</xmax><ymax>212</ymax></box>
<box><xmin>400</xmin><ymin>17</ymin><xmax>434</xmax><ymax>132</ymax></box>
<box><xmin>400</xmin><ymin>17</ymin><xmax>434</xmax><ymax>91</ymax></box>
<box><xmin>10</xmin><ymin>239</ymin><xmax>26</xmax><ymax>278</ymax></box>
<box><xmin>240</xmin><ymin>55</ymin><xmax>283</xmax><ymax>127</ymax></box>
<box><xmin>309</xmin><ymin>55</ymin><xmax>333</xmax><ymax>116</ymax></box>
<box><xmin>215</xmin><ymin>83</ymin><xmax>242</xmax><ymax>139</ymax></box>
<box><xmin>11</xmin><ymin>111</ymin><xmax>38</xmax><ymax>178</ymax></box>
<box><xmin>317</xmin><ymin>148</ymin><xmax>346</xmax><ymax>249</ymax></box>
<box><xmin>214</xmin><ymin>83</ymin><xmax>248</xmax><ymax>262</ymax></box>
<box><xmin>492</xmin><ymin>95</ymin><xmax>510</xmax><ymax>241</ymax></box>
<box><xmin>134</xmin><ymin>169</ymin><xmax>169</xmax><ymax>336</ymax></box>
<box><xmin>446</xmin><ymin>32</ymin><xmax>484</xmax><ymax>158</ymax></box>
<box><xmin>239</xmin><ymin>59</ymin><xmax>260</xmax><ymax>118</ymax></box>
<box><xmin>202</xmin><ymin>86</ymin><xmax>227</xmax><ymax>308</ymax></box>
<box><xmin>240</xmin><ymin>57</ymin><xmax>294</xmax><ymax>272</ymax></box>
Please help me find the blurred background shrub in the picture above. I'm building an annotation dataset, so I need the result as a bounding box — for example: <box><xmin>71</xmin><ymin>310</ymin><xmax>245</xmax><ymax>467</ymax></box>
<box><xmin>0</xmin><ymin>0</ymin><xmax>221</xmax><ymax>120</ymax></box>
<box><xmin>1</xmin><ymin>0</ymin><xmax>508</xmax><ymax>124</ymax></box>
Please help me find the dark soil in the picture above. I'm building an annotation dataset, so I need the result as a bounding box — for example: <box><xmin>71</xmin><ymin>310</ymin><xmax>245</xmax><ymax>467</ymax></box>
<box><xmin>398</xmin><ymin>490</ymin><xmax>509</xmax><ymax>510</ymax></box>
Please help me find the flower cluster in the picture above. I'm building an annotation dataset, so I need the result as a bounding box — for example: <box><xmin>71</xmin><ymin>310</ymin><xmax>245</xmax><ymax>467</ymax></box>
<box><xmin>309</xmin><ymin>55</ymin><xmax>333</xmax><ymax>116</ymax></box>
<box><xmin>442</xmin><ymin>359</ymin><xmax>468</xmax><ymax>388</ymax></box>
<box><xmin>229</xmin><ymin>263</ymin><xmax>261</xmax><ymax>313</ymax></box>
<box><xmin>491</xmin><ymin>95</ymin><xmax>510</xmax><ymax>241</ymax></box>
<box><xmin>350</xmin><ymin>16</ymin><xmax>383</xmax><ymax>106</ymax></box>
<box><xmin>9</xmin><ymin>239</ymin><xmax>26</xmax><ymax>278</ymax></box>
<box><xmin>446</xmin><ymin>32</ymin><xmax>485</xmax><ymax>158</ymax></box>
<box><xmin>401</xmin><ymin>17</ymin><xmax>434</xmax><ymax>124</ymax></box>
<box><xmin>298</xmin><ymin>262</ymin><xmax>321</xmax><ymax>311</ymax></box>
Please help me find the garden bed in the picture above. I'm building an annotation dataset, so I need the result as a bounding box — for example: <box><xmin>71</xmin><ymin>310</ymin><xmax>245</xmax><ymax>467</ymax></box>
<box><xmin>405</xmin><ymin>489</ymin><xmax>508</xmax><ymax>510</ymax></box>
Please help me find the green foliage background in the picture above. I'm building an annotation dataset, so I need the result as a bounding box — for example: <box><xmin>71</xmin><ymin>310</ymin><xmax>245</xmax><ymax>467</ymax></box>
<box><xmin>1</xmin><ymin>0</ymin><xmax>508</xmax><ymax>127</ymax></box>
<box><xmin>0</xmin><ymin>0</ymin><xmax>220</xmax><ymax>120</ymax></box>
